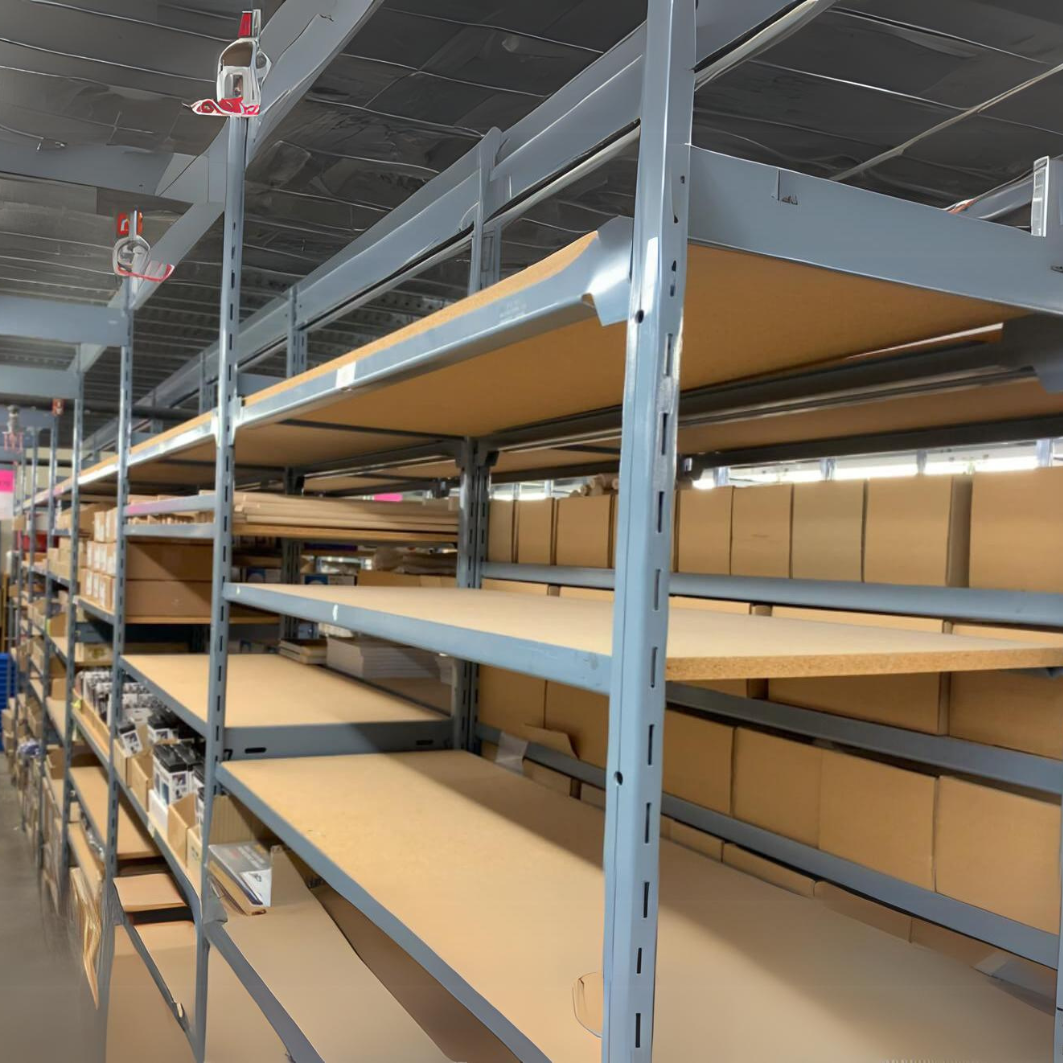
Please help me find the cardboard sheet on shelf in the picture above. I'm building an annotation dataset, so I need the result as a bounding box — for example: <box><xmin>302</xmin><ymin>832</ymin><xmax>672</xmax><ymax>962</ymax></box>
<box><xmin>219</xmin><ymin>853</ymin><xmax>448</xmax><ymax>1061</ymax></box>
<box><xmin>224</xmin><ymin>751</ymin><xmax>1049</xmax><ymax>1062</ymax></box>
<box><xmin>121</xmin><ymin>653</ymin><xmax>444</xmax><ymax>729</ymax></box>
<box><xmin>230</xmin><ymin>585</ymin><xmax>1063</xmax><ymax>680</ymax></box>
<box><xmin>115</xmin><ymin>872</ymin><xmax>187</xmax><ymax>913</ymax></box>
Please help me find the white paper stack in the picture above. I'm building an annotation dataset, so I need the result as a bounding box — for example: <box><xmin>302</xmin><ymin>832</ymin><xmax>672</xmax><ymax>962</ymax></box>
<box><xmin>327</xmin><ymin>636</ymin><xmax>442</xmax><ymax>680</ymax></box>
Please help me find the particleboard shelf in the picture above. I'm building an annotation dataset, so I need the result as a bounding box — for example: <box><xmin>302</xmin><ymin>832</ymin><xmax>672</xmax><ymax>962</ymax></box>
<box><xmin>121</xmin><ymin>653</ymin><xmax>445</xmax><ymax>731</ymax></box>
<box><xmin>226</xmin><ymin>585</ymin><xmax>1063</xmax><ymax>684</ymax></box>
<box><xmin>70</xmin><ymin>764</ymin><xmax>155</xmax><ymax>860</ymax></box>
<box><xmin>221</xmin><ymin>751</ymin><xmax>1049</xmax><ymax>1063</ymax></box>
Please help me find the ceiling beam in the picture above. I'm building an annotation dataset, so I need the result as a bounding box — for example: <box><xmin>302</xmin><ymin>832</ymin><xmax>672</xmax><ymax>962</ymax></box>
<box><xmin>0</xmin><ymin>366</ymin><xmax>79</xmax><ymax>402</ymax></box>
<box><xmin>0</xmin><ymin>294</ymin><xmax>128</xmax><ymax>347</ymax></box>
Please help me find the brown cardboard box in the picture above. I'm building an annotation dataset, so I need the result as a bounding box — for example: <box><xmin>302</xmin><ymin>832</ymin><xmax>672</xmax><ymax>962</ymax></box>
<box><xmin>969</xmin><ymin>466</ymin><xmax>1063</xmax><ymax>592</ymax></box>
<box><xmin>487</xmin><ymin>499</ymin><xmax>516</xmax><ymax>563</ymax></box>
<box><xmin>664</xmin><ymin>819</ymin><xmax>723</xmax><ymax>860</ymax></box>
<box><xmin>732</xmin><ymin>728</ymin><xmax>822</xmax><ymax>846</ymax></box>
<box><xmin>790</xmin><ymin>481</ymin><xmax>865</xmax><ymax>581</ymax></box>
<box><xmin>935</xmin><ymin>776</ymin><xmax>1061</xmax><ymax>933</ymax></box>
<box><xmin>93</xmin><ymin>510</ymin><xmax>111</xmax><ymax>543</ymax></box>
<box><xmin>357</xmin><ymin>571</ymin><xmax>422</xmax><ymax>588</ymax></box>
<box><xmin>167</xmin><ymin>794</ymin><xmax>197</xmax><ymax>872</ymax></box>
<box><xmin>663</xmin><ymin>710</ymin><xmax>733</xmax><ymax>814</ymax></box>
<box><xmin>554</xmin><ymin>495</ymin><xmax>613</xmax><ymax>569</ymax></box>
<box><xmin>767</xmin><ymin>607</ymin><xmax>949</xmax><ymax>734</ymax></box>
<box><xmin>544</xmin><ymin>683</ymin><xmax>608</xmax><ymax>767</ymax></box>
<box><xmin>819</xmin><ymin>749</ymin><xmax>936</xmax><ymax>889</ymax></box>
<box><xmin>127</xmin><ymin>751</ymin><xmax>152</xmax><ymax>812</ymax></box>
<box><xmin>722</xmin><ymin>844</ymin><xmax>816</xmax><ymax>897</ymax></box>
<box><xmin>730</xmin><ymin>484</ymin><xmax>792</xmax><ymax>578</ymax></box>
<box><xmin>103</xmin><ymin>578</ymin><xmax>214</xmax><ymax>618</ymax></box>
<box><xmin>478</xmin><ymin>667</ymin><xmax>546</xmax><ymax>736</ymax></box>
<box><xmin>948</xmin><ymin>623</ymin><xmax>1063</xmax><ymax>758</ymax></box>
<box><xmin>515</xmin><ymin>499</ymin><xmax>556</xmax><ymax>565</ymax></box>
<box><xmin>580</xmin><ymin>783</ymin><xmax>606</xmax><ymax>810</ymax></box>
<box><xmin>814</xmin><ymin>881</ymin><xmax>913</xmax><ymax>940</ymax></box>
<box><xmin>675</xmin><ymin>486</ymin><xmax>733</xmax><ymax>574</ymax></box>
<box><xmin>101</xmin><ymin>541</ymin><xmax>213</xmax><ymax>581</ymax></box>
<box><xmin>522</xmin><ymin>759</ymin><xmax>577</xmax><ymax>797</ymax></box>
<box><xmin>864</xmin><ymin>475</ymin><xmax>972</xmax><ymax>586</ymax></box>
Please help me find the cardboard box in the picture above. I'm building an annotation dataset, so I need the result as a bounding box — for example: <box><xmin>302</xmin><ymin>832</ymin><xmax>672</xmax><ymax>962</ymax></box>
<box><xmin>544</xmin><ymin>683</ymin><xmax>608</xmax><ymax>767</ymax></box>
<box><xmin>864</xmin><ymin>475</ymin><xmax>971</xmax><ymax>587</ymax></box>
<box><xmin>167</xmin><ymin>793</ymin><xmax>197</xmax><ymax>871</ymax></box>
<box><xmin>732</xmin><ymin>728</ymin><xmax>822</xmax><ymax>846</ymax></box>
<box><xmin>186</xmin><ymin>826</ymin><xmax>203</xmax><ymax>882</ymax></box>
<box><xmin>675</xmin><ymin>486</ymin><xmax>733</xmax><ymax>574</ymax></box>
<box><xmin>664</xmin><ymin>819</ymin><xmax>723</xmax><ymax>861</ymax></box>
<box><xmin>102</xmin><ymin>578</ymin><xmax>214</xmax><ymax>618</ymax></box>
<box><xmin>478</xmin><ymin>666</ymin><xmax>546</xmax><ymax>737</ymax></box>
<box><xmin>790</xmin><ymin>481</ymin><xmax>865</xmax><ymax>581</ymax></box>
<box><xmin>819</xmin><ymin>749</ymin><xmax>936</xmax><ymax>889</ymax></box>
<box><xmin>100</xmin><ymin>541</ymin><xmax>214</xmax><ymax>581</ymax></box>
<box><xmin>127</xmin><ymin>751</ymin><xmax>153</xmax><ymax>812</ymax></box>
<box><xmin>730</xmin><ymin>484</ymin><xmax>792</xmax><ymax>578</ymax></box>
<box><xmin>554</xmin><ymin>495</ymin><xmax>613</xmax><ymax>569</ymax></box>
<box><xmin>722</xmin><ymin>844</ymin><xmax>816</xmax><ymax>897</ymax></box>
<box><xmin>969</xmin><ymin>466</ymin><xmax>1063</xmax><ymax>592</ymax></box>
<box><xmin>580</xmin><ymin>782</ymin><xmax>606</xmax><ymax>810</ymax></box>
<box><xmin>486</xmin><ymin>500</ymin><xmax>516</xmax><ymax>563</ymax></box>
<box><xmin>663</xmin><ymin>710</ymin><xmax>733</xmax><ymax>814</ymax></box>
<box><xmin>515</xmin><ymin>499</ymin><xmax>556</xmax><ymax>565</ymax></box>
<box><xmin>767</xmin><ymin>607</ymin><xmax>949</xmax><ymax>734</ymax></box>
<box><xmin>935</xmin><ymin>776</ymin><xmax>1060</xmax><ymax>933</ymax></box>
<box><xmin>814</xmin><ymin>881</ymin><xmax>912</xmax><ymax>940</ymax></box>
<box><xmin>522</xmin><ymin>759</ymin><xmax>577</xmax><ymax>797</ymax></box>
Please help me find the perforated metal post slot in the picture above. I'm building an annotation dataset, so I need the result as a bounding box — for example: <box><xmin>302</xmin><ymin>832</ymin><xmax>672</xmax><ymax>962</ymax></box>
<box><xmin>193</xmin><ymin>114</ymin><xmax>248</xmax><ymax>1063</ymax></box>
<box><xmin>602</xmin><ymin>0</ymin><xmax>695</xmax><ymax>1058</ymax></box>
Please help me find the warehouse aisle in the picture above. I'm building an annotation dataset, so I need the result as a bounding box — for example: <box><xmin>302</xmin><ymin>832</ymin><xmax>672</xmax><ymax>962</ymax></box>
<box><xmin>0</xmin><ymin>766</ymin><xmax>98</xmax><ymax>1061</ymax></box>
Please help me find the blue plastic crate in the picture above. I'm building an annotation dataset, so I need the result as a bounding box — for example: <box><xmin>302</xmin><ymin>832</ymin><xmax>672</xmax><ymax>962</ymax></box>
<box><xmin>0</xmin><ymin>652</ymin><xmax>11</xmax><ymax>750</ymax></box>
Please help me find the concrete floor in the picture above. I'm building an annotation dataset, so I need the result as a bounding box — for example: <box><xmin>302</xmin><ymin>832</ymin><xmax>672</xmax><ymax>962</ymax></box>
<box><xmin>0</xmin><ymin>763</ymin><xmax>99</xmax><ymax>1062</ymax></box>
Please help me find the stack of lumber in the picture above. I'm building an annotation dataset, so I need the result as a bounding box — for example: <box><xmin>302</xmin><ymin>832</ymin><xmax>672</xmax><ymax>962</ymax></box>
<box><xmin>130</xmin><ymin>493</ymin><xmax>458</xmax><ymax>545</ymax></box>
<box><xmin>278</xmin><ymin>639</ymin><xmax>328</xmax><ymax>665</ymax></box>
<box><xmin>327</xmin><ymin>636</ymin><xmax>444</xmax><ymax>681</ymax></box>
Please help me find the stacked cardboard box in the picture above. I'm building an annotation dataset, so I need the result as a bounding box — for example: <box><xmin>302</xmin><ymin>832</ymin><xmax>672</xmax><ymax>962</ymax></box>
<box><xmin>82</xmin><ymin>509</ymin><xmax>214</xmax><ymax>618</ymax></box>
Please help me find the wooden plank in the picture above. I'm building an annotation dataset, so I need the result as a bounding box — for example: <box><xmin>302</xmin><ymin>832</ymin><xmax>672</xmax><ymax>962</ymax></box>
<box><xmin>115</xmin><ymin>872</ymin><xmax>187</xmax><ymax>913</ymax></box>
<box><xmin>121</xmin><ymin>653</ymin><xmax>444</xmax><ymax>729</ymax></box>
<box><xmin>226</xmin><ymin>751</ymin><xmax>1049</xmax><ymax>1063</ymax></box>
<box><xmin>230</xmin><ymin>586</ymin><xmax>1063</xmax><ymax>680</ymax></box>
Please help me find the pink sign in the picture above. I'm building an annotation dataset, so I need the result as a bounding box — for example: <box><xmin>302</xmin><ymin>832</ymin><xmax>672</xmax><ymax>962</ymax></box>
<box><xmin>0</xmin><ymin>470</ymin><xmax>12</xmax><ymax>493</ymax></box>
<box><xmin>372</xmin><ymin>493</ymin><xmax>404</xmax><ymax>502</ymax></box>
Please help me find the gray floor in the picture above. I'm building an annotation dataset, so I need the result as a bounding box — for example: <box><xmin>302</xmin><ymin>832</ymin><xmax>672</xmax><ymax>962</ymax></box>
<box><xmin>0</xmin><ymin>762</ymin><xmax>99</xmax><ymax>1062</ymax></box>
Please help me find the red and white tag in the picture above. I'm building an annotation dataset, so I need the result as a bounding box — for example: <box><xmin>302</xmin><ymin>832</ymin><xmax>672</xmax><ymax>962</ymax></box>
<box><xmin>191</xmin><ymin>97</ymin><xmax>261</xmax><ymax>117</ymax></box>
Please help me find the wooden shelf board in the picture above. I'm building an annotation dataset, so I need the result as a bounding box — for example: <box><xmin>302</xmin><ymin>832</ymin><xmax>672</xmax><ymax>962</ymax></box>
<box><xmin>224</xmin><ymin>751</ymin><xmax>1049</xmax><ymax>1063</ymax></box>
<box><xmin>231</xmin><ymin>585</ymin><xmax>1063</xmax><ymax>680</ymax></box>
<box><xmin>121</xmin><ymin>653</ymin><xmax>445</xmax><ymax>729</ymax></box>
<box><xmin>69</xmin><ymin>764</ymin><xmax>155</xmax><ymax>860</ymax></box>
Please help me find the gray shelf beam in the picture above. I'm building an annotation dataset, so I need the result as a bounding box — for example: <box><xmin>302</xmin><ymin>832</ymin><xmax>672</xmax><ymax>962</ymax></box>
<box><xmin>126</xmin><ymin>497</ymin><xmax>214</xmax><ymax>518</ymax></box>
<box><xmin>216</xmin><ymin>762</ymin><xmax>551</xmax><ymax>1063</ymax></box>
<box><xmin>203</xmin><ymin>921</ymin><xmax>325</xmax><ymax>1063</ymax></box>
<box><xmin>476</xmin><ymin>725</ymin><xmax>1058</xmax><ymax>970</ymax></box>
<box><xmin>123</xmin><ymin>523</ymin><xmax>216</xmax><ymax>541</ymax></box>
<box><xmin>481</xmin><ymin>562</ymin><xmax>1063</xmax><ymax>628</ymax></box>
<box><xmin>224</xmin><ymin>583</ymin><xmax>609</xmax><ymax>693</ymax></box>
<box><xmin>667</xmin><ymin>683</ymin><xmax>1063</xmax><ymax>796</ymax></box>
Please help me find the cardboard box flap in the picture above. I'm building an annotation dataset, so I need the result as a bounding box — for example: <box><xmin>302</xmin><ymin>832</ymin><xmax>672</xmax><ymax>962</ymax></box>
<box><xmin>114</xmin><ymin>872</ymin><xmax>187</xmax><ymax>913</ymax></box>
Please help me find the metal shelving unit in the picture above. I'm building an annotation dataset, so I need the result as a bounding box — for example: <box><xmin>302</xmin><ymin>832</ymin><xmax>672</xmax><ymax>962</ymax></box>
<box><xmin>7</xmin><ymin>0</ymin><xmax>1063</xmax><ymax>1059</ymax></box>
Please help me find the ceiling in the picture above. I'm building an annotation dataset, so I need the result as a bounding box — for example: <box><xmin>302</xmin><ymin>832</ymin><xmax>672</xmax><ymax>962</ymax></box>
<box><xmin>2</xmin><ymin>0</ymin><xmax>1063</xmax><ymax>448</ymax></box>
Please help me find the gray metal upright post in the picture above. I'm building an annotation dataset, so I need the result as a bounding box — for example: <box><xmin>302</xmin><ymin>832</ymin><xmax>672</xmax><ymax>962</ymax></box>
<box><xmin>96</xmin><ymin>279</ymin><xmax>134</xmax><ymax>1056</ymax></box>
<box><xmin>59</xmin><ymin>362</ymin><xmax>84</xmax><ymax>904</ymax></box>
<box><xmin>36</xmin><ymin>413</ymin><xmax>58</xmax><ymax>867</ymax></box>
<box><xmin>452</xmin><ymin>440</ymin><xmax>491</xmax><ymax>750</ymax></box>
<box><xmin>281</xmin><ymin>301</ymin><xmax>307</xmax><ymax>642</ymax></box>
<box><xmin>12</xmin><ymin>447</ymin><xmax>24</xmax><ymax>746</ymax></box>
<box><xmin>21</xmin><ymin>430</ymin><xmax>39</xmax><ymax>831</ymax></box>
<box><xmin>194</xmin><ymin>116</ymin><xmax>248</xmax><ymax>1062</ymax></box>
<box><xmin>286</xmin><ymin>286</ymin><xmax>308</xmax><ymax>377</ymax></box>
<box><xmin>468</xmin><ymin>129</ymin><xmax>502</xmax><ymax>296</ymax></box>
<box><xmin>602</xmin><ymin>0</ymin><xmax>695</xmax><ymax>1058</ymax></box>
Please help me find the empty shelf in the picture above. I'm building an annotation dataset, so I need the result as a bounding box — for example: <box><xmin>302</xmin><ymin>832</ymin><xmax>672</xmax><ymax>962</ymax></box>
<box><xmin>120</xmin><ymin>653</ymin><xmax>450</xmax><ymax>757</ymax></box>
<box><xmin>220</xmin><ymin>751</ymin><xmax>1049</xmax><ymax>1063</ymax></box>
<box><xmin>225</xmin><ymin>585</ymin><xmax>1063</xmax><ymax>692</ymax></box>
<box><xmin>69</xmin><ymin>765</ymin><xmax>155</xmax><ymax>860</ymax></box>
